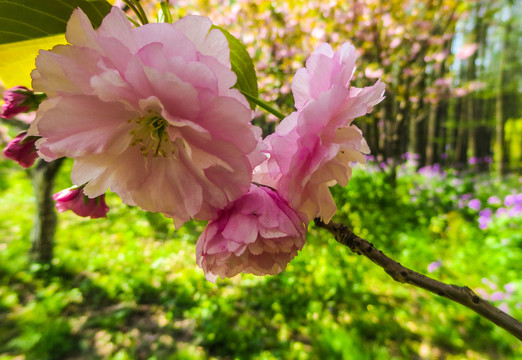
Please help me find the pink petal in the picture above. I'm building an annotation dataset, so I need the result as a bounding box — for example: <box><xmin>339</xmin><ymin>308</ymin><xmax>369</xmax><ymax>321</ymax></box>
<box><xmin>172</xmin><ymin>16</ymin><xmax>230</xmax><ymax>67</ymax></box>
<box><xmin>32</xmin><ymin>96</ymin><xmax>134</xmax><ymax>159</ymax></box>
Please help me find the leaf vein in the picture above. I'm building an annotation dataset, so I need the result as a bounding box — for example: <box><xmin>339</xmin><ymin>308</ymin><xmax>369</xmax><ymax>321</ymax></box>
<box><xmin>0</xmin><ymin>30</ymin><xmax>30</xmax><ymax>39</ymax></box>
<box><xmin>1</xmin><ymin>1</ymin><xmax>68</xmax><ymax>25</ymax></box>
<box><xmin>0</xmin><ymin>16</ymin><xmax>49</xmax><ymax>35</ymax></box>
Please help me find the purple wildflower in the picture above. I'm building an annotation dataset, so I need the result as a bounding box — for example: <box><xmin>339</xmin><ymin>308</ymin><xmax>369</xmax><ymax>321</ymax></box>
<box><xmin>505</xmin><ymin>195</ymin><xmax>515</xmax><ymax>207</ymax></box>
<box><xmin>490</xmin><ymin>292</ymin><xmax>505</xmax><ymax>301</ymax></box>
<box><xmin>504</xmin><ymin>283</ymin><xmax>516</xmax><ymax>294</ymax></box>
<box><xmin>479</xmin><ymin>208</ymin><xmax>492</xmax><ymax>218</ymax></box>
<box><xmin>496</xmin><ymin>208</ymin><xmax>507</xmax><ymax>217</ymax></box>
<box><xmin>507</xmin><ymin>204</ymin><xmax>521</xmax><ymax>217</ymax></box>
<box><xmin>461</xmin><ymin>194</ymin><xmax>472</xmax><ymax>201</ymax></box>
<box><xmin>487</xmin><ymin>196</ymin><xmax>501</xmax><ymax>205</ymax></box>
<box><xmin>499</xmin><ymin>303</ymin><xmax>509</xmax><ymax>313</ymax></box>
<box><xmin>478</xmin><ymin>216</ymin><xmax>490</xmax><ymax>230</ymax></box>
<box><xmin>468</xmin><ymin>199</ymin><xmax>481</xmax><ymax>211</ymax></box>
<box><xmin>482</xmin><ymin>278</ymin><xmax>497</xmax><ymax>290</ymax></box>
<box><xmin>427</xmin><ymin>261</ymin><xmax>442</xmax><ymax>273</ymax></box>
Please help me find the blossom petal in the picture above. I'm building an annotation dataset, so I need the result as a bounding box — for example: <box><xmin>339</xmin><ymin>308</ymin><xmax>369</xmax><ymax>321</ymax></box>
<box><xmin>196</xmin><ymin>185</ymin><xmax>306</xmax><ymax>281</ymax></box>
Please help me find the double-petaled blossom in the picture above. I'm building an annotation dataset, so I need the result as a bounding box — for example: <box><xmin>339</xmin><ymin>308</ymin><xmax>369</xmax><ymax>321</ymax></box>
<box><xmin>256</xmin><ymin>43</ymin><xmax>385</xmax><ymax>222</ymax></box>
<box><xmin>3</xmin><ymin>131</ymin><xmax>39</xmax><ymax>168</ymax></box>
<box><xmin>53</xmin><ymin>187</ymin><xmax>109</xmax><ymax>219</ymax></box>
<box><xmin>1</xmin><ymin>86</ymin><xmax>34</xmax><ymax>119</ymax></box>
<box><xmin>196</xmin><ymin>184</ymin><xmax>306</xmax><ymax>282</ymax></box>
<box><xmin>29</xmin><ymin>7</ymin><xmax>263</xmax><ymax>227</ymax></box>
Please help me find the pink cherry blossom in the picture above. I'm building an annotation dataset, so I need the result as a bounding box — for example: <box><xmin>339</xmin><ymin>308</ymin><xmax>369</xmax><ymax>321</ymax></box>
<box><xmin>456</xmin><ymin>43</ymin><xmax>478</xmax><ymax>60</ymax></box>
<box><xmin>196</xmin><ymin>184</ymin><xmax>306</xmax><ymax>282</ymax></box>
<box><xmin>3</xmin><ymin>131</ymin><xmax>39</xmax><ymax>168</ymax></box>
<box><xmin>257</xmin><ymin>43</ymin><xmax>385</xmax><ymax>222</ymax></box>
<box><xmin>434</xmin><ymin>78</ymin><xmax>452</xmax><ymax>88</ymax></box>
<box><xmin>53</xmin><ymin>187</ymin><xmax>109</xmax><ymax>219</ymax></box>
<box><xmin>453</xmin><ymin>87</ymin><xmax>468</xmax><ymax>97</ymax></box>
<box><xmin>29</xmin><ymin>7</ymin><xmax>262</xmax><ymax>227</ymax></box>
<box><xmin>468</xmin><ymin>80</ymin><xmax>485</xmax><ymax>92</ymax></box>
<box><xmin>1</xmin><ymin>86</ymin><xmax>32</xmax><ymax>119</ymax></box>
<box><xmin>291</xmin><ymin>43</ymin><xmax>359</xmax><ymax>111</ymax></box>
<box><xmin>365</xmin><ymin>68</ymin><xmax>383</xmax><ymax>79</ymax></box>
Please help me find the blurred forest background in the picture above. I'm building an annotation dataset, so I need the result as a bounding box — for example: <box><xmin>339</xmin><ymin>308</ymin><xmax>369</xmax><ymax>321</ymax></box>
<box><xmin>1</xmin><ymin>0</ymin><xmax>521</xmax><ymax>359</ymax></box>
<box><xmin>164</xmin><ymin>0</ymin><xmax>522</xmax><ymax>178</ymax></box>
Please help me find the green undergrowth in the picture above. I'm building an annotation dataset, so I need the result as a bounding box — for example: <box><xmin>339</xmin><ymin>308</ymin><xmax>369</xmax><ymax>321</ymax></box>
<box><xmin>0</xmin><ymin>158</ymin><xmax>521</xmax><ymax>359</ymax></box>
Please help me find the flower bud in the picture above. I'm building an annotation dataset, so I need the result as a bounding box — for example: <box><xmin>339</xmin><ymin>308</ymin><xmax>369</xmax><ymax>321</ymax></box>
<box><xmin>1</xmin><ymin>86</ymin><xmax>35</xmax><ymax>119</ymax></box>
<box><xmin>53</xmin><ymin>187</ymin><xmax>109</xmax><ymax>219</ymax></box>
<box><xmin>3</xmin><ymin>131</ymin><xmax>39</xmax><ymax>168</ymax></box>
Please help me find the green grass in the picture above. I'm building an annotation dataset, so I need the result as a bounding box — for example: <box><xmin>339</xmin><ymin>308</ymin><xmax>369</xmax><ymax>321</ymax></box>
<box><xmin>0</xmin><ymin>158</ymin><xmax>521</xmax><ymax>359</ymax></box>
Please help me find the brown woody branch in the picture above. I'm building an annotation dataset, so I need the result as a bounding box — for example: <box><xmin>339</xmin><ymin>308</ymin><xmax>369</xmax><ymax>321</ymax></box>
<box><xmin>314</xmin><ymin>218</ymin><xmax>522</xmax><ymax>341</ymax></box>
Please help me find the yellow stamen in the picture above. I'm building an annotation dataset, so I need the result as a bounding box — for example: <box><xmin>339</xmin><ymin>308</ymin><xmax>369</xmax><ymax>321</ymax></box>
<box><xmin>130</xmin><ymin>113</ymin><xmax>175</xmax><ymax>157</ymax></box>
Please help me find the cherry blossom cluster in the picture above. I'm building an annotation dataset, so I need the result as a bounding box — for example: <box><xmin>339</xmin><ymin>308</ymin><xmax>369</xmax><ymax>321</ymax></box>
<box><xmin>1</xmin><ymin>7</ymin><xmax>383</xmax><ymax>281</ymax></box>
<box><xmin>171</xmin><ymin>0</ymin><xmax>460</xmax><ymax>115</ymax></box>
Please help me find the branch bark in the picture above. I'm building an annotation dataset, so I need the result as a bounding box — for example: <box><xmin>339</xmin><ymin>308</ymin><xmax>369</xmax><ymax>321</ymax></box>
<box><xmin>314</xmin><ymin>218</ymin><xmax>522</xmax><ymax>341</ymax></box>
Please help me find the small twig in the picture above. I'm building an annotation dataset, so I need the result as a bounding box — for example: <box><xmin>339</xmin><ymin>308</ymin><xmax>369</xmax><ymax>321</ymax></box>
<box><xmin>314</xmin><ymin>218</ymin><xmax>522</xmax><ymax>341</ymax></box>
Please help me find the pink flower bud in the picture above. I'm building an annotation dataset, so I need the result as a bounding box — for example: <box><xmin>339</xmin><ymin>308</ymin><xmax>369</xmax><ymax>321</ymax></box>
<box><xmin>3</xmin><ymin>131</ymin><xmax>39</xmax><ymax>168</ymax></box>
<box><xmin>53</xmin><ymin>187</ymin><xmax>109</xmax><ymax>219</ymax></box>
<box><xmin>1</xmin><ymin>86</ymin><xmax>33</xmax><ymax>119</ymax></box>
<box><xmin>196</xmin><ymin>184</ymin><xmax>307</xmax><ymax>282</ymax></box>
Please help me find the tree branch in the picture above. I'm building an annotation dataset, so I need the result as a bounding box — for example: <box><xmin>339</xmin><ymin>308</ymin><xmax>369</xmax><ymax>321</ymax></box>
<box><xmin>314</xmin><ymin>218</ymin><xmax>522</xmax><ymax>341</ymax></box>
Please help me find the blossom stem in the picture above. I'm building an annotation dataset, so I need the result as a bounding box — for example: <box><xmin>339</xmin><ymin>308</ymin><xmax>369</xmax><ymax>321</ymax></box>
<box><xmin>314</xmin><ymin>218</ymin><xmax>522</xmax><ymax>341</ymax></box>
<box><xmin>125</xmin><ymin>16</ymin><xmax>140</xmax><ymax>27</ymax></box>
<box><xmin>160</xmin><ymin>1</ymin><xmax>173</xmax><ymax>23</ymax></box>
<box><xmin>240</xmin><ymin>90</ymin><xmax>286</xmax><ymax>120</ymax></box>
<box><xmin>122</xmin><ymin>0</ymin><xmax>148</xmax><ymax>25</ymax></box>
<box><xmin>132</xmin><ymin>0</ymin><xmax>149</xmax><ymax>24</ymax></box>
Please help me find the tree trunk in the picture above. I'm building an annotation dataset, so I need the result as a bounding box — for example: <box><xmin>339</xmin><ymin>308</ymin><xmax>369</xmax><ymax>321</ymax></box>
<box><xmin>30</xmin><ymin>158</ymin><xmax>64</xmax><ymax>264</ymax></box>
<box><xmin>408</xmin><ymin>111</ymin><xmax>417</xmax><ymax>159</ymax></box>
<box><xmin>414</xmin><ymin>70</ymin><xmax>428</xmax><ymax>167</ymax></box>
<box><xmin>465</xmin><ymin>2</ymin><xmax>485</xmax><ymax>169</ymax></box>
<box><xmin>495</xmin><ymin>4</ymin><xmax>510</xmax><ymax>178</ymax></box>
<box><xmin>454</xmin><ymin>48</ymin><xmax>468</xmax><ymax>167</ymax></box>
<box><xmin>426</xmin><ymin>101</ymin><xmax>438</xmax><ymax>166</ymax></box>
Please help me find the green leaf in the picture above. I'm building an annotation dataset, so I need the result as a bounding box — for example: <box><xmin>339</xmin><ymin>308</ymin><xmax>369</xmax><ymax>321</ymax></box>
<box><xmin>212</xmin><ymin>26</ymin><xmax>258</xmax><ymax>110</ymax></box>
<box><xmin>0</xmin><ymin>0</ymin><xmax>112</xmax><ymax>45</ymax></box>
<box><xmin>0</xmin><ymin>34</ymin><xmax>66</xmax><ymax>89</ymax></box>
